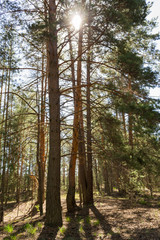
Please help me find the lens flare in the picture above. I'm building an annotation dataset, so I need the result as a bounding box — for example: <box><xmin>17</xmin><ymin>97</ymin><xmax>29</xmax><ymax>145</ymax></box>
<box><xmin>71</xmin><ymin>14</ymin><xmax>82</xmax><ymax>30</ymax></box>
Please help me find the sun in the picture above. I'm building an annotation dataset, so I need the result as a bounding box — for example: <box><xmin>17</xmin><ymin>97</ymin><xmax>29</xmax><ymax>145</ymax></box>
<box><xmin>71</xmin><ymin>14</ymin><xmax>82</xmax><ymax>30</ymax></box>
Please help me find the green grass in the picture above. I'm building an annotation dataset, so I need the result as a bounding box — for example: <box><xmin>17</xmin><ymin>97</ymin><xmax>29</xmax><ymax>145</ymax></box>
<box><xmin>10</xmin><ymin>236</ymin><xmax>17</xmax><ymax>240</ymax></box>
<box><xmin>66</xmin><ymin>216</ymin><xmax>71</xmax><ymax>222</ymax></box>
<box><xmin>85</xmin><ymin>216</ymin><xmax>91</xmax><ymax>224</ymax></box>
<box><xmin>37</xmin><ymin>222</ymin><xmax>43</xmax><ymax>230</ymax></box>
<box><xmin>4</xmin><ymin>224</ymin><xmax>14</xmax><ymax>234</ymax></box>
<box><xmin>35</xmin><ymin>204</ymin><xmax>40</xmax><ymax>212</ymax></box>
<box><xmin>25</xmin><ymin>223</ymin><xmax>37</xmax><ymax>235</ymax></box>
<box><xmin>79</xmin><ymin>225</ymin><xmax>84</xmax><ymax>233</ymax></box>
<box><xmin>93</xmin><ymin>219</ymin><xmax>100</xmax><ymax>226</ymax></box>
<box><xmin>58</xmin><ymin>226</ymin><xmax>66</xmax><ymax>235</ymax></box>
<box><xmin>138</xmin><ymin>198</ymin><xmax>147</xmax><ymax>205</ymax></box>
<box><xmin>4</xmin><ymin>224</ymin><xmax>18</xmax><ymax>240</ymax></box>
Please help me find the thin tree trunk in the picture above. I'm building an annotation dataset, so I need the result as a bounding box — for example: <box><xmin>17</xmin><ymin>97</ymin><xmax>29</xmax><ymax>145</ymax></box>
<box><xmin>76</xmin><ymin>0</ymin><xmax>88</xmax><ymax>206</ymax></box>
<box><xmin>62</xmin><ymin>158</ymin><xmax>65</xmax><ymax>188</ymax></box>
<box><xmin>0</xmin><ymin>49</ymin><xmax>12</xmax><ymax>221</ymax></box>
<box><xmin>103</xmin><ymin>161</ymin><xmax>111</xmax><ymax>195</ymax></box>
<box><xmin>37</xmin><ymin>46</ymin><xmax>47</xmax><ymax>215</ymax></box>
<box><xmin>37</xmin><ymin>112</ymin><xmax>43</xmax><ymax>216</ymax></box>
<box><xmin>0</xmin><ymin>69</ymin><xmax>10</xmax><ymax>222</ymax></box>
<box><xmin>36</xmin><ymin>73</ymin><xmax>43</xmax><ymax>216</ymax></box>
<box><xmin>78</xmin><ymin>124</ymin><xmax>87</xmax><ymax>205</ymax></box>
<box><xmin>77</xmin><ymin>28</ymin><xmax>87</xmax><ymax>206</ymax></box>
<box><xmin>122</xmin><ymin>111</ymin><xmax>127</xmax><ymax>139</ymax></box>
<box><xmin>0</xmin><ymin>69</ymin><xmax>5</xmax><ymax>170</ymax></box>
<box><xmin>128</xmin><ymin>77</ymin><xmax>133</xmax><ymax>147</ymax></box>
<box><xmin>86</xmin><ymin>1</ymin><xmax>93</xmax><ymax>204</ymax></box>
<box><xmin>94</xmin><ymin>158</ymin><xmax>100</xmax><ymax>193</ymax></box>
<box><xmin>66</xmin><ymin>30</ymin><xmax>79</xmax><ymax>212</ymax></box>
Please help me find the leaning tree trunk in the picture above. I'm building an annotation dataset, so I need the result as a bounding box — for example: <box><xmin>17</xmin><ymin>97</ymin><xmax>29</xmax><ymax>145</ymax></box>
<box><xmin>46</xmin><ymin>0</ymin><xmax>62</xmax><ymax>227</ymax></box>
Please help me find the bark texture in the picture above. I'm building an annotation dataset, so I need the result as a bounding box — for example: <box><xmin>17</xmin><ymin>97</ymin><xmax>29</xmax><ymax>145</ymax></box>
<box><xmin>46</xmin><ymin>0</ymin><xmax>62</xmax><ymax>227</ymax></box>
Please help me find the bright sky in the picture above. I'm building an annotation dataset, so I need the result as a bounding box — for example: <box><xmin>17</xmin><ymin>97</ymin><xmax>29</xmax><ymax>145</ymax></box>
<box><xmin>147</xmin><ymin>0</ymin><xmax>160</xmax><ymax>98</ymax></box>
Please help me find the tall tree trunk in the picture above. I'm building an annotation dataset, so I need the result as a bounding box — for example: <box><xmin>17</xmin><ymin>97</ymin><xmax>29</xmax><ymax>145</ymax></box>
<box><xmin>66</xmin><ymin>30</ymin><xmax>79</xmax><ymax>212</ymax></box>
<box><xmin>77</xmin><ymin>12</ymin><xmax>87</xmax><ymax>206</ymax></box>
<box><xmin>40</xmin><ymin>49</ymin><xmax>45</xmax><ymax>203</ymax></box>
<box><xmin>62</xmin><ymin>158</ymin><xmax>65</xmax><ymax>188</ymax></box>
<box><xmin>37</xmin><ymin>112</ymin><xmax>43</xmax><ymax>216</ymax></box>
<box><xmin>0</xmin><ymin>69</ymin><xmax>10</xmax><ymax>223</ymax></box>
<box><xmin>78</xmin><ymin>124</ymin><xmax>87</xmax><ymax>205</ymax></box>
<box><xmin>0</xmin><ymin>69</ymin><xmax>5</xmax><ymax>170</ymax></box>
<box><xmin>37</xmin><ymin>47</ymin><xmax>47</xmax><ymax>216</ymax></box>
<box><xmin>86</xmin><ymin>0</ymin><xmax>93</xmax><ymax>204</ymax></box>
<box><xmin>46</xmin><ymin>0</ymin><xmax>62</xmax><ymax>227</ymax></box>
<box><xmin>128</xmin><ymin>77</ymin><xmax>133</xmax><ymax>147</ymax></box>
<box><xmin>122</xmin><ymin>111</ymin><xmax>127</xmax><ymax>139</ymax></box>
<box><xmin>94</xmin><ymin>158</ymin><xmax>100</xmax><ymax>193</ymax></box>
<box><xmin>36</xmin><ymin>69</ymin><xmax>43</xmax><ymax>216</ymax></box>
<box><xmin>103</xmin><ymin>161</ymin><xmax>111</xmax><ymax>195</ymax></box>
<box><xmin>17</xmin><ymin>153</ymin><xmax>20</xmax><ymax>204</ymax></box>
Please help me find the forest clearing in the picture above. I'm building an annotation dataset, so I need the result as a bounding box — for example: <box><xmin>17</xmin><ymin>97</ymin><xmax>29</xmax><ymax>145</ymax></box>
<box><xmin>0</xmin><ymin>0</ymin><xmax>160</xmax><ymax>239</ymax></box>
<box><xmin>0</xmin><ymin>192</ymin><xmax>160</xmax><ymax>239</ymax></box>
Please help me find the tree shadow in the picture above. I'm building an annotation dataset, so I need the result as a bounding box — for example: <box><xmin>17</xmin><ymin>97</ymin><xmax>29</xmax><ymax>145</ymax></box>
<box><xmin>3</xmin><ymin>202</ymin><xmax>19</xmax><ymax>212</ymax></box>
<box><xmin>130</xmin><ymin>227</ymin><xmax>160</xmax><ymax>240</ymax></box>
<box><xmin>82</xmin><ymin>206</ymin><xmax>94</xmax><ymax>240</ymax></box>
<box><xmin>62</xmin><ymin>211</ymin><xmax>82</xmax><ymax>240</ymax></box>
<box><xmin>62</xmin><ymin>206</ymin><xmax>96</xmax><ymax>240</ymax></box>
<box><xmin>6</xmin><ymin>203</ymin><xmax>42</xmax><ymax>225</ymax></box>
<box><xmin>90</xmin><ymin>205</ymin><xmax>123</xmax><ymax>239</ymax></box>
<box><xmin>26</xmin><ymin>202</ymin><xmax>39</xmax><ymax>218</ymax></box>
<box><xmin>37</xmin><ymin>226</ymin><xmax>59</xmax><ymax>240</ymax></box>
<box><xmin>63</xmin><ymin>204</ymin><xmax>123</xmax><ymax>240</ymax></box>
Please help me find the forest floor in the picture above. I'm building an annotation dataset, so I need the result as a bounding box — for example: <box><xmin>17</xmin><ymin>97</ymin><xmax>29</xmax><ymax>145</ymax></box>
<box><xmin>0</xmin><ymin>193</ymin><xmax>160</xmax><ymax>240</ymax></box>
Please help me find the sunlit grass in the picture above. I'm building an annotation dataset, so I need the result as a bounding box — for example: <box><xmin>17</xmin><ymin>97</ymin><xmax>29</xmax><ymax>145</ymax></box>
<box><xmin>58</xmin><ymin>226</ymin><xmax>66</xmax><ymax>235</ymax></box>
<box><xmin>4</xmin><ymin>224</ymin><xmax>14</xmax><ymax>234</ymax></box>
<box><xmin>25</xmin><ymin>223</ymin><xmax>37</xmax><ymax>235</ymax></box>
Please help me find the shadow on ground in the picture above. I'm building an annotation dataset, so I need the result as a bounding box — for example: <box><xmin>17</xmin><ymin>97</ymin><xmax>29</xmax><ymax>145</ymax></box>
<box><xmin>37</xmin><ymin>226</ymin><xmax>59</xmax><ymax>240</ymax></box>
<box><xmin>90</xmin><ymin>205</ymin><xmax>123</xmax><ymax>239</ymax></box>
<box><xmin>62</xmin><ymin>205</ymin><xmax>123</xmax><ymax>240</ymax></box>
<box><xmin>130</xmin><ymin>227</ymin><xmax>160</xmax><ymax>240</ymax></box>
